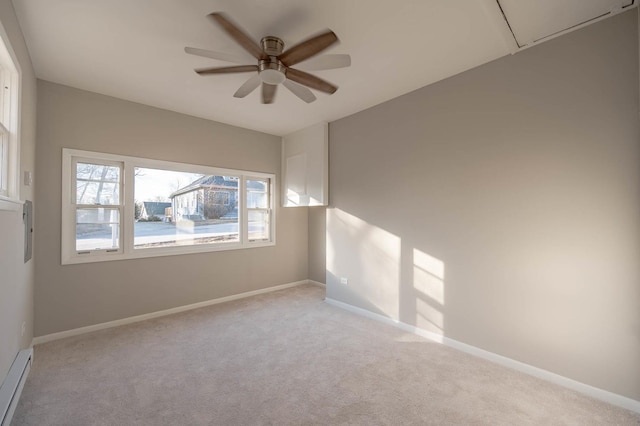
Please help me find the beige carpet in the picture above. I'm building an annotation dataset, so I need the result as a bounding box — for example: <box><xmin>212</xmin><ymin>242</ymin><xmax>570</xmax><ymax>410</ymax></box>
<box><xmin>13</xmin><ymin>284</ymin><xmax>640</xmax><ymax>425</ymax></box>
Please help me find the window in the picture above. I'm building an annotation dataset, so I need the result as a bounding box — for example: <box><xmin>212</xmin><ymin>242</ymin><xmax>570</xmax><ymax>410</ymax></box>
<box><xmin>133</xmin><ymin>168</ymin><xmax>239</xmax><ymax>249</ymax></box>
<box><xmin>247</xmin><ymin>178</ymin><xmax>271</xmax><ymax>242</ymax></box>
<box><xmin>73</xmin><ymin>159</ymin><xmax>123</xmax><ymax>253</ymax></box>
<box><xmin>62</xmin><ymin>149</ymin><xmax>275</xmax><ymax>264</ymax></box>
<box><xmin>0</xmin><ymin>75</ymin><xmax>8</xmax><ymax>195</ymax></box>
<box><xmin>0</xmin><ymin>23</ymin><xmax>20</xmax><ymax>210</ymax></box>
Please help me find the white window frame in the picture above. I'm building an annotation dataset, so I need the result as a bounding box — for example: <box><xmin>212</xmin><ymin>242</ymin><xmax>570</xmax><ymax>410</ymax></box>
<box><xmin>0</xmin><ymin>21</ymin><xmax>21</xmax><ymax>211</ymax></box>
<box><xmin>245</xmin><ymin>176</ymin><xmax>272</xmax><ymax>243</ymax></box>
<box><xmin>71</xmin><ymin>156</ymin><xmax>124</xmax><ymax>256</ymax></box>
<box><xmin>62</xmin><ymin>148</ymin><xmax>276</xmax><ymax>265</ymax></box>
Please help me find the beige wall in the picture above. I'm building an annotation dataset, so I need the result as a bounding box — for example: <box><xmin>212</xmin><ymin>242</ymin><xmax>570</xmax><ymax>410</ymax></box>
<box><xmin>327</xmin><ymin>10</ymin><xmax>640</xmax><ymax>401</ymax></box>
<box><xmin>34</xmin><ymin>81</ymin><xmax>308</xmax><ymax>336</ymax></box>
<box><xmin>0</xmin><ymin>0</ymin><xmax>36</xmax><ymax>380</ymax></box>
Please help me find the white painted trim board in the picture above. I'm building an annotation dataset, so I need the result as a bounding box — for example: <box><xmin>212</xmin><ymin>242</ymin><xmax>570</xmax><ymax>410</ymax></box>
<box><xmin>324</xmin><ymin>297</ymin><xmax>640</xmax><ymax>415</ymax></box>
<box><xmin>308</xmin><ymin>280</ymin><xmax>326</xmax><ymax>288</ymax></box>
<box><xmin>33</xmin><ymin>280</ymin><xmax>310</xmax><ymax>345</ymax></box>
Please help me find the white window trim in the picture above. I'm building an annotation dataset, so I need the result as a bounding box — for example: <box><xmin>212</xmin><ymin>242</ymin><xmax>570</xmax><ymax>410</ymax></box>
<box><xmin>0</xmin><ymin>20</ymin><xmax>22</xmax><ymax>211</ymax></box>
<box><xmin>245</xmin><ymin>176</ymin><xmax>273</xmax><ymax>243</ymax></box>
<box><xmin>71</xmin><ymin>155</ymin><xmax>124</xmax><ymax>256</ymax></box>
<box><xmin>62</xmin><ymin>148</ymin><xmax>276</xmax><ymax>265</ymax></box>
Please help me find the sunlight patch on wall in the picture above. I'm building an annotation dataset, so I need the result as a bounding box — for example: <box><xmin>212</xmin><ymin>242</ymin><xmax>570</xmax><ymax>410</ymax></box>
<box><xmin>327</xmin><ymin>208</ymin><xmax>400</xmax><ymax>319</ymax></box>
<box><xmin>413</xmin><ymin>248</ymin><xmax>445</xmax><ymax>304</ymax></box>
<box><xmin>415</xmin><ymin>298</ymin><xmax>444</xmax><ymax>334</ymax></box>
<box><xmin>413</xmin><ymin>248</ymin><xmax>445</xmax><ymax>334</ymax></box>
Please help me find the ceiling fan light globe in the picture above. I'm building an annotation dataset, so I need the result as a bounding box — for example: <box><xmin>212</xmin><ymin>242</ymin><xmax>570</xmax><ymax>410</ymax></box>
<box><xmin>260</xmin><ymin>69</ymin><xmax>286</xmax><ymax>85</ymax></box>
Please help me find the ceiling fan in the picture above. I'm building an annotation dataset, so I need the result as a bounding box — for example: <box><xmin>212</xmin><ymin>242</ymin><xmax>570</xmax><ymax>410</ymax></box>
<box><xmin>185</xmin><ymin>12</ymin><xmax>351</xmax><ymax>104</ymax></box>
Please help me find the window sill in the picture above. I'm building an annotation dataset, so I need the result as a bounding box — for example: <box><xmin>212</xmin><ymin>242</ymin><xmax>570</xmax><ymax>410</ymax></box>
<box><xmin>61</xmin><ymin>240</ymin><xmax>276</xmax><ymax>265</ymax></box>
<box><xmin>0</xmin><ymin>196</ymin><xmax>22</xmax><ymax>212</ymax></box>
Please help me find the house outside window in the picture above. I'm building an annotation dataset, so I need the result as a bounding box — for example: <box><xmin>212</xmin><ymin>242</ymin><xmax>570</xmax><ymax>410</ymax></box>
<box><xmin>169</xmin><ymin>176</ymin><xmax>237</xmax><ymax>222</ymax></box>
<box><xmin>62</xmin><ymin>149</ymin><xmax>275</xmax><ymax>264</ymax></box>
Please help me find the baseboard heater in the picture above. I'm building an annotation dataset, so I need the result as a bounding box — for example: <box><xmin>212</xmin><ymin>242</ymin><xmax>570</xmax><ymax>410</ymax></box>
<box><xmin>0</xmin><ymin>349</ymin><xmax>32</xmax><ymax>426</ymax></box>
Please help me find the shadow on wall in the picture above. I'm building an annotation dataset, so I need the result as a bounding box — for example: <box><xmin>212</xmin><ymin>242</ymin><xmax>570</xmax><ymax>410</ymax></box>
<box><xmin>326</xmin><ymin>208</ymin><xmax>446</xmax><ymax>338</ymax></box>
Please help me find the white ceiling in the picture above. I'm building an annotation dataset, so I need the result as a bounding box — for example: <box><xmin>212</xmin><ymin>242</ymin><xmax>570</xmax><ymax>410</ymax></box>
<box><xmin>499</xmin><ymin>0</ymin><xmax>634</xmax><ymax>46</ymax></box>
<box><xmin>10</xmin><ymin>0</ymin><xmax>634</xmax><ymax>136</ymax></box>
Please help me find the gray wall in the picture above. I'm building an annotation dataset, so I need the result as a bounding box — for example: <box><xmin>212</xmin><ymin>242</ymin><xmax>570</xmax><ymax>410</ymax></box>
<box><xmin>35</xmin><ymin>81</ymin><xmax>308</xmax><ymax>336</ymax></box>
<box><xmin>307</xmin><ymin>207</ymin><xmax>326</xmax><ymax>283</ymax></box>
<box><xmin>0</xmin><ymin>0</ymin><xmax>36</xmax><ymax>381</ymax></box>
<box><xmin>327</xmin><ymin>10</ymin><xmax>640</xmax><ymax>401</ymax></box>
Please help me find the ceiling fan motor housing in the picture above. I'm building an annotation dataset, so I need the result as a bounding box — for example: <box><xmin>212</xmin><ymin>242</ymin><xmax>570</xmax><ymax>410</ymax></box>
<box><xmin>258</xmin><ymin>37</ymin><xmax>286</xmax><ymax>85</ymax></box>
<box><xmin>261</xmin><ymin>36</ymin><xmax>284</xmax><ymax>56</ymax></box>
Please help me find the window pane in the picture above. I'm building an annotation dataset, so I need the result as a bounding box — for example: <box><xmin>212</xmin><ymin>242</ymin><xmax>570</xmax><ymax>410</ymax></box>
<box><xmin>211</xmin><ymin>191</ymin><xmax>230</xmax><ymax>205</ymax></box>
<box><xmin>76</xmin><ymin>208</ymin><xmax>119</xmax><ymax>251</ymax></box>
<box><xmin>76</xmin><ymin>181</ymin><xmax>119</xmax><ymax>204</ymax></box>
<box><xmin>248</xmin><ymin>210</ymin><xmax>270</xmax><ymax>241</ymax></box>
<box><xmin>134</xmin><ymin>168</ymin><xmax>240</xmax><ymax>249</ymax></box>
<box><xmin>76</xmin><ymin>162</ymin><xmax>120</xmax><ymax>204</ymax></box>
<box><xmin>76</xmin><ymin>163</ymin><xmax>119</xmax><ymax>181</ymax></box>
<box><xmin>247</xmin><ymin>179</ymin><xmax>268</xmax><ymax>208</ymax></box>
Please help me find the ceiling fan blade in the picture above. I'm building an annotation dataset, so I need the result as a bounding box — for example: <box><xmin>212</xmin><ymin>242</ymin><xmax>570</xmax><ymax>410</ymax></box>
<box><xmin>286</xmin><ymin>68</ymin><xmax>337</xmax><ymax>94</ymax></box>
<box><xmin>279</xmin><ymin>30</ymin><xmax>339</xmax><ymax>67</ymax></box>
<box><xmin>208</xmin><ymin>12</ymin><xmax>265</xmax><ymax>60</ymax></box>
<box><xmin>234</xmin><ymin>74</ymin><xmax>261</xmax><ymax>98</ymax></box>
<box><xmin>282</xmin><ymin>80</ymin><xmax>316</xmax><ymax>103</ymax></box>
<box><xmin>262</xmin><ymin>83</ymin><xmax>277</xmax><ymax>104</ymax></box>
<box><xmin>195</xmin><ymin>65</ymin><xmax>259</xmax><ymax>75</ymax></box>
<box><xmin>184</xmin><ymin>47</ymin><xmax>248</xmax><ymax>64</ymax></box>
<box><xmin>297</xmin><ymin>54</ymin><xmax>351</xmax><ymax>71</ymax></box>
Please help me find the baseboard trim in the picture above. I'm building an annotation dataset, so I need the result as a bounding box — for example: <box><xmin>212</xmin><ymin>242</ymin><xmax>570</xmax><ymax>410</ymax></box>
<box><xmin>33</xmin><ymin>280</ymin><xmax>310</xmax><ymax>345</ymax></box>
<box><xmin>0</xmin><ymin>349</ymin><xmax>32</xmax><ymax>426</ymax></box>
<box><xmin>324</xmin><ymin>297</ymin><xmax>640</xmax><ymax>414</ymax></box>
<box><xmin>308</xmin><ymin>280</ymin><xmax>326</xmax><ymax>288</ymax></box>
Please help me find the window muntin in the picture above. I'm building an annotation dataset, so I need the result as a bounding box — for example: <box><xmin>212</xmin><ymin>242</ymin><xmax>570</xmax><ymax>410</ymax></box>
<box><xmin>62</xmin><ymin>149</ymin><xmax>275</xmax><ymax>264</ymax></box>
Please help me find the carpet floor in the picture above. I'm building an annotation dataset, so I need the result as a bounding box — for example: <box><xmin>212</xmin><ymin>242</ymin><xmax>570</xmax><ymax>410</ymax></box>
<box><xmin>12</xmin><ymin>284</ymin><xmax>640</xmax><ymax>425</ymax></box>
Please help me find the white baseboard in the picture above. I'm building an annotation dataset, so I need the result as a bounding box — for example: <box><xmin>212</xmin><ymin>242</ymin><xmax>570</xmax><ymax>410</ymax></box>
<box><xmin>308</xmin><ymin>280</ymin><xmax>326</xmax><ymax>288</ymax></box>
<box><xmin>324</xmin><ymin>297</ymin><xmax>640</xmax><ymax>414</ymax></box>
<box><xmin>0</xmin><ymin>349</ymin><xmax>32</xmax><ymax>426</ymax></box>
<box><xmin>33</xmin><ymin>280</ymin><xmax>310</xmax><ymax>345</ymax></box>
